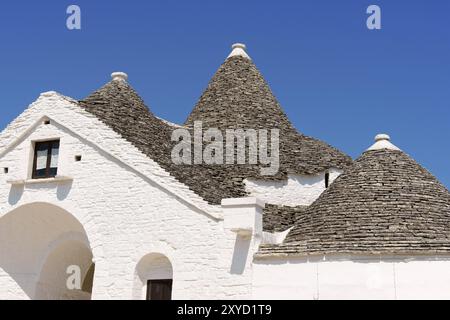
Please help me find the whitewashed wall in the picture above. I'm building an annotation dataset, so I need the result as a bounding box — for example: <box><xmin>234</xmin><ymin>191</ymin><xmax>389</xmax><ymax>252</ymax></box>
<box><xmin>253</xmin><ymin>255</ymin><xmax>450</xmax><ymax>300</ymax></box>
<box><xmin>244</xmin><ymin>169</ymin><xmax>342</xmax><ymax>207</ymax></box>
<box><xmin>0</xmin><ymin>92</ymin><xmax>260</xmax><ymax>300</ymax></box>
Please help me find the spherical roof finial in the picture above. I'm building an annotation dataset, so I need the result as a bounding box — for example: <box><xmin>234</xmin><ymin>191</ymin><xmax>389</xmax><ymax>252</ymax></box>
<box><xmin>367</xmin><ymin>133</ymin><xmax>401</xmax><ymax>151</ymax></box>
<box><xmin>375</xmin><ymin>134</ymin><xmax>391</xmax><ymax>142</ymax></box>
<box><xmin>111</xmin><ymin>72</ymin><xmax>128</xmax><ymax>82</ymax></box>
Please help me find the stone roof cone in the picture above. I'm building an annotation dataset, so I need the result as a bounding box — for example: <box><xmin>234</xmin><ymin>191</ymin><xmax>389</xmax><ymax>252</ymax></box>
<box><xmin>185</xmin><ymin>43</ymin><xmax>352</xmax><ymax>175</ymax></box>
<box><xmin>79</xmin><ymin>71</ymin><xmax>250</xmax><ymax>204</ymax></box>
<box><xmin>77</xmin><ymin>42</ymin><xmax>353</xmax><ymax>206</ymax></box>
<box><xmin>186</xmin><ymin>43</ymin><xmax>293</xmax><ymax>131</ymax></box>
<box><xmin>262</xmin><ymin>134</ymin><xmax>450</xmax><ymax>256</ymax></box>
<box><xmin>79</xmin><ymin>71</ymin><xmax>175</xmax><ymax>168</ymax></box>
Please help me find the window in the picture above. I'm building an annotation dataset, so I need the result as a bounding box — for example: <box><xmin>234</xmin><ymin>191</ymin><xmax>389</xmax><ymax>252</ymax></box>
<box><xmin>325</xmin><ymin>172</ymin><xmax>330</xmax><ymax>189</ymax></box>
<box><xmin>146</xmin><ymin>279</ymin><xmax>172</xmax><ymax>300</ymax></box>
<box><xmin>32</xmin><ymin>140</ymin><xmax>60</xmax><ymax>179</ymax></box>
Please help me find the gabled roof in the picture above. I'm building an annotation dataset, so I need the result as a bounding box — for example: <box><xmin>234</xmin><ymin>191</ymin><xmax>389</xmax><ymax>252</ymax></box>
<box><xmin>0</xmin><ymin>90</ymin><xmax>221</xmax><ymax>218</ymax></box>
<box><xmin>185</xmin><ymin>45</ymin><xmax>352</xmax><ymax>176</ymax></box>
<box><xmin>258</xmin><ymin>135</ymin><xmax>450</xmax><ymax>257</ymax></box>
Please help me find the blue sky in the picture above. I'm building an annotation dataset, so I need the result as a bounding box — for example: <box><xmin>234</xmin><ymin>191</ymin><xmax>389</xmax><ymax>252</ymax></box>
<box><xmin>0</xmin><ymin>1</ymin><xmax>449</xmax><ymax>187</ymax></box>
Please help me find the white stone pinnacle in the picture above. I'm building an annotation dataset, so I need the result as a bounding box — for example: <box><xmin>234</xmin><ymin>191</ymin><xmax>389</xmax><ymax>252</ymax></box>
<box><xmin>227</xmin><ymin>43</ymin><xmax>251</xmax><ymax>60</ymax></box>
<box><xmin>111</xmin><ymin>72</ymin><xmax>128</xmax><ymax>82</ymax></box>
<box><xmin>367</xmin><ymin>133</ymin><xmax>401</xmax><ymax>151</ymax></box>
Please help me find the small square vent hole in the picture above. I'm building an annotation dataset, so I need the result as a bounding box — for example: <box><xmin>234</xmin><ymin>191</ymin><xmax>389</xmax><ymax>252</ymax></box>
<box><xmin>75</xmin><ymin>155</ymin><xmax>82</xmax><ymax>162</ymax></box>
<box><xmin>44</xmin><ymin>120</ymin><xmax>51</xmax><ymax>125</ymax></box>
<box><xmin>4</xmin><ymin>168</ymin><xmax>9</xmax><ymax>174</ymax></box>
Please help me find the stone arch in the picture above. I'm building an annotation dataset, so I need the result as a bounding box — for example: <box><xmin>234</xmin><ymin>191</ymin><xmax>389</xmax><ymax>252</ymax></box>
<box><xmin>133</xmin><ymin>253</ymin><xmax>174</xmax><ymax>300</ymax></box>
<box><xmin>0</xmin><ymin>202</ymin><xmax>95</xmax><ymax>300</ymax></box>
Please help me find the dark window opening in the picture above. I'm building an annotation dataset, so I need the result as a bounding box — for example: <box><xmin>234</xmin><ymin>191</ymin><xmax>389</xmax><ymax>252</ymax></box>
<box><xmin>4</xmin><ymin>168</ymin><xmax>8</xmax><ymax>174</ymax></box>
<box><xmin>75</xmin><ymin>155</ymin><xmax>82</xmax><ymax>162</ymax></box>
<box><xmin>146</xmin><ymin>279</ymin><xmax>172</xmax><ymax>300</ymax></box>
<box><xmin>325</xmin><ymin>172</ymin><xmax>330</xmax><ymax>189</ymax></box>
<box><xmin>32</xmin><ymin>140</ymin><xmax>60</xmax><ymax>179</ymax></box>
<box><xmin>44</xmin><ymin>120</ymin><xmax>51</xmax><ymax>125</ymax></box>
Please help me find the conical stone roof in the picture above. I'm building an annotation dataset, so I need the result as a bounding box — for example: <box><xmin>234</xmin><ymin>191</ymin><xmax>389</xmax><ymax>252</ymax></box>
<box><xmin>258</xmin><ymin>135</ymin><xmax>450</xmax><ymax>256</ymax></box>
<box><xmin>78</xmin><ymin>43</ymin><xmax>352</xmax><ymax>207</ymax></box>
<box><xmin>79</xmin><ymin>73</ymin><xmax>248</xmax><ymax>204</ymax></box>
<box><xmin>79</xmin><ymin>74</ymin><xmax>174</xmax><ymax>162</ymax></box>
<box><xmin>185</xmin><ymin>45</ymin><xmax>352</xmax><ymax>175</ymax></box>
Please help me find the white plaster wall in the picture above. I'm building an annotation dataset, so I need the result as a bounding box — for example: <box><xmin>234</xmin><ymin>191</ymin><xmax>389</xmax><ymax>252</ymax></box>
<box><xmin>253</xmin><ymin>256</ymin><xmax>450</xmax><ymax>300</ymax></box>
<box><xmin>0</xmin><ymin>93</ymin><xmax>259</xmax><ymax>300</ymax></box>
<box><xmin>262</xmin><ymin>228</ymin><xmax>292</xmax><ymax>245</ymax></box>
<box><xmin>244</xmin><ymin>169</ymin><xmax>342</xmax><ymax>207</ymax></box>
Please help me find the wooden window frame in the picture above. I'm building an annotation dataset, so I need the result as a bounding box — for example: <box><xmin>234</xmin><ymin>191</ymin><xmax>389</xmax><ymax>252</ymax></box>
<box><xmin>32</xmin><ymin>140</ymin><xmax>60</xmax><ymax>179</ymax></box>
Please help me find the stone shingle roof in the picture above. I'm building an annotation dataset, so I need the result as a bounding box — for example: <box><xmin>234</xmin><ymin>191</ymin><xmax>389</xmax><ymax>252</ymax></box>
<box><xmin>79</xmin><ymin>78</ymin><xmax>239</xmax><ymax>205</ymax></box>
<box><xmin>79</xmin><ymin>79</ymin><xmax>174</xmax><ymax>166</ymax></box>
<box><xmin>79</xmin><ymin>46</ymin><xmax>351</xmax><ymax>206</ymax></box>
<box><xmin>258</xmin><ymin>146</ymin><xmax>450</xmax><ymax>257</ymax></box>
<box><xmin>185</xmin><ymin>55</ymin><xmax>352</xmax><ymax>176</ymax></box>
<box><xmin>263</xmin><ymin>204</ymin><xmax>306</xmax><ymax>233</ymax></box>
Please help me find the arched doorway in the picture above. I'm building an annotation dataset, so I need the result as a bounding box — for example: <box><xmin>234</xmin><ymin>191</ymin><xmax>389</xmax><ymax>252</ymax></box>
<box><xmin>134</xmin><ymin>253</ymin><xmax>173</xmax><ymax>300</ymax></box>
<box><xmin>0</xmin><ymin>202</ymin><xmax>95</xmax><ymax>300</ymax></box>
